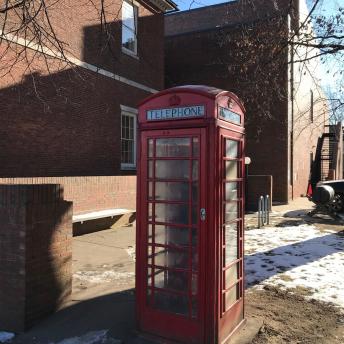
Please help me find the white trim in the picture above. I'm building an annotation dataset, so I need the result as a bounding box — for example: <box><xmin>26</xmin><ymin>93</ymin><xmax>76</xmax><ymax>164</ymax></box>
<box><xmin>122</xmin><ymin>46</ymin><xmax>140</xmax><ymax>60</ymax></box>
<box><xmin>0</xmin><ymin>30</ymin><xmax>158</xmax><ymax>94</ymax></box>
<box><xmin>120</xmin><ymin>104</ymin><xmax>138</xmax><ymax>114</ymax></box>
<box><xmin>122</xmin><ymin>0</ymin><xmax>138</xmax><ymax>56</ymax></box>
<box><xmin>120</xmin><ymin>108</ymin><xmax>137</xmax><ymax>169</ymax></box>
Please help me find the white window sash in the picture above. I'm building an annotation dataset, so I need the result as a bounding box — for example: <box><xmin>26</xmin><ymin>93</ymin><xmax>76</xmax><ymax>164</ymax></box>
<box><xmin>121</xmin><ymin>106</ymin><xmax>137</xmax><ymax>169</ymax></box>
<box><xmin>121</xmin><ymin>0</ymin><xmax>138</xmax><ymax>55</ymax></box>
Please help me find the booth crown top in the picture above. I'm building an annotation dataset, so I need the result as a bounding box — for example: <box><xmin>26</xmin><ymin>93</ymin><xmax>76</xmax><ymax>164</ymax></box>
<box><xmin>139</xmin><ymin>84</ymin><xmax>245</xmax><ymax>113</ymax></box>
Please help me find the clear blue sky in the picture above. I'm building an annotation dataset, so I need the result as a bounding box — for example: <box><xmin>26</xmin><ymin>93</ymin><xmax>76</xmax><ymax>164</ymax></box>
<box><xmin>174</xmin><ymin>0</ymin><xmax>340</xmax><ymax>14</ymax></box>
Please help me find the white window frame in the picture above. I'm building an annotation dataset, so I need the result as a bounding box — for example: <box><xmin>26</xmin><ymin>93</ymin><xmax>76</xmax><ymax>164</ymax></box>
<box><xmin>120</xmin><ymin>105</ymin><xmax>137</xmax><ymax>170</ymax></box>
<box><xmin>121</xmin><ymin>0</ymin><xmax>138</xmax><ymax>57</ymax></box>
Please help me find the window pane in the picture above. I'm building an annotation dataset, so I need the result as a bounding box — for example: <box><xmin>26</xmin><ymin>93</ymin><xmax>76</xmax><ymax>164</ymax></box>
<box><xmin>147</xmin><ymin>245</ymin><xmax>153</xmax><ymax>265</ymax></box>
<box><xmin>225</xmin><ymin>182</ymin><xmax>239</xmax><ymax>201</ymax></box>
<box><xmin>192</xmin><ymin>137</ymin><xmax>199</xmax><ymax>157</ymax></box>
<box><xmin>192</xmin><ymin>160</ymin><xmax>199</xmax><ymax>180</ymax></box>
<box><xmin>156</xmin><ymin>138</ymin><xmax>190</xmax><ymax>157</ymax></box>
<box><xmin>148</xmin><ymin>203</ymin><xmax>153</xmax><ymax>221</ymax></box>
<box><xmin>155</xmin><ymin>160</ymin><xmax>189</xmax><ymax>179</ymax></box>
<box><xmin>154</xmin><ymin>269</ymin><xmax>189</xmax><ymax>292</ymax></box>
<box><xmin>155</xmin><ymin>225</ymin><xmax>190</xmax><ymax>247</ymax></box>
<box><xmin>225</xmin><ymin>140</ymin><xmax>238</xmax><ymax>158</ymax></box>
<box><xmin>192</xmin><ymin>248</ymin><xmax>198</xmax><ymax>271</ymax></box>
<box><xmin>225</xmin><ymin>161</ymin><xmax>238</xmax><ymax>179</ymax></box>
<box><xmin>148</xmin><ymin>160</ymin><xmax>153</xmax><ymax>178</ymax></box>
<box><xmin>147</xmin><ymin>267</ymin><xmax>152</xmax><ymax>286</ymax></box>
<box><xmin>225</xmin><ymin>263</ymin><xmax>239</xmax><ymax>289</ymax></box>
<box><xmin>192</xmin><ymin>181</ymin><xmax>198</xmax><ymax>203</ymax></box>
<box><xmin>155</xmin><ymin>182</ymin><xmax>189</xmax><ymax>201</ymax></box>
<box><xmin>122</xmin><ymin>27</ymin><xmax>136</xmax><ymax>52</ymax></box>
<box><xmin>192</xmin><ymin>273</ymin><xmax>198</xmax><ymax>294</ymax></box>
<box><xmin>225</xmin><ymin>284</ymin><xmax>239</xmax><ymax>311</ymax></box>
<box><xmin>224</xmin><ymin>202</ymin><xmax>238</xmax><ymax>222</ymax></box>
<box><xmin>148</xmin><ymin>139</ymin><xmax>154</xmax><ymax>157</ymax></box>
<box><xmin>121</xmin><ymin>113</ymin><xmax>135</xmax><ymax>164</ymax></box>
<box><xmin>192</xmin><ymin>297</ymin><xmax>198</xmax><ymax>318</ymax></box>
<box><xmin>154</xmin><ymin>291</ymin><xmax>189</xmax><ymax>316</ymax></box>
<box><xmin>192</xmin><ymin>206</ymin><xmax>197</xmax><ymax>225</ymax></box>
<box><xmin>155</xmin><ymin>203</ymin><xmax>189</xmax><ymax>225</ymax></box>
<box><xmin>148</xmin><ymin>224</ymin><xmax>153</xmax><ymax>243</ymax></box>
<box><xmin>122</xmin><ymin>1</ymin><xmax>135</xmax><ymax>30</ymax></box>
<box><xmin>225</xmin><ymin>223</ymin><xmax>238</xmax><ymax>265</ymax></box>
<box><xmin>154</xmin><ymin>247</ymin><xmax>189</xmax><ymax>269</ymax></box>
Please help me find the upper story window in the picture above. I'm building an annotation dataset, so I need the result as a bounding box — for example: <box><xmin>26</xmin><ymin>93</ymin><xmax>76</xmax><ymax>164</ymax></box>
<box><xmin>122</xmin><ymin>0</ymin><xmax>138</xmax><ymax>56</ymax></box>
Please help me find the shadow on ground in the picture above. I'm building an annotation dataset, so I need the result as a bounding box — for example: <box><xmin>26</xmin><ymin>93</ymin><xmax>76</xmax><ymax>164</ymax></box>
<box><xmin>10</xmin><ymin>289</ymin><xmax>153</xmax><ymax>344</ymax></box>
<box><xmin>245</xmin><ymin>230</ymin><xmax>344</xmax><ymax>288</ymax></box>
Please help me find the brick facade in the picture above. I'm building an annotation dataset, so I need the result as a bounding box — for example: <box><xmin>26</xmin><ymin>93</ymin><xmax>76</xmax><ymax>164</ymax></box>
<box><xmin>0</xmin><ymin>184</ymin><xmax>72</xmax><ymax>332</ymax></box>
<box><xmin>0</xmin><ymin>176</ymin><xmax>136</xmax><ymax>214</ymax></box>
<box><xmin>246</xmin><ymin>175</ymin><xmax>273</xmax><ymax>211</ymax></box>
<box><xmin>165</xmin><ymin>0</ymin><xmax>328</xmax><ymax>203</ymax></box>
<box><xmin>0</xmin><ymin>0</ymin><xmax>168</xmax><ymax>178</ymax></box>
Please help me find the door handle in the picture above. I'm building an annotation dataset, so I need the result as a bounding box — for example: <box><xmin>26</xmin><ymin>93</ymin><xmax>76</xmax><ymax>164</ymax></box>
<box><xmin>200</xmin><ymin>208</ymin><xmax>206</xmax><ymax>221</ymax></box>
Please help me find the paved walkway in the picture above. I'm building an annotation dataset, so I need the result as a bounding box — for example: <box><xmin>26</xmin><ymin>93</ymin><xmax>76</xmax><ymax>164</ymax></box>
<box><xmin>3</xmin><ymin>197</ymin><xmax>343</xmax><ymax>344</ymax></box>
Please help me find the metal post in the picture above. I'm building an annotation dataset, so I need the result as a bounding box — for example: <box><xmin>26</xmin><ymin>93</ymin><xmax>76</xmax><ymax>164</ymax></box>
<box><xmin>265</xmin><ymin>195</ymin><xmax>270</xmax><ymax>225</ymax></box>
<box><xmin>258</xmin><ymin>196</ymin><xmax>264</xmax><ymax>228</ymax></box>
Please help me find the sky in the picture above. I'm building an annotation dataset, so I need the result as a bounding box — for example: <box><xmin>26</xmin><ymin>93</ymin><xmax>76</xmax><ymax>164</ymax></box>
<box><xmin>173</xmin><ymin>0</ymin><xmax>341</xmax><ymax>13</ymax></box>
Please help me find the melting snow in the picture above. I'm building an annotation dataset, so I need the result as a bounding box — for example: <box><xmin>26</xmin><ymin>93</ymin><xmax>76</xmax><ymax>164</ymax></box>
<box><xmin>245</xmin><ymin>224</ymin><xmax>344</xmax><ymax>309</ymax></box>
<box><xmin>0</xmin><ymin>332</ymin><xmax>15</xmax><ymax>343</ymax></box>
<box><xmin>51</xmin><ymin>330</ymin><xmax>121</xmax><ymax>344</ymax></box>
<box><xmin>74</xmin><ymin>270</ymin><xmax>135</xmax><ymax>284</ymax></box>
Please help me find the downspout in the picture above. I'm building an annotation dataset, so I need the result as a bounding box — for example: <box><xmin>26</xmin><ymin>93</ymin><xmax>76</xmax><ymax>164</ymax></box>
<box><xmin>289</xmin><ymin>15</ymin><xmax>295</xmax><ymax>201</ymax></box>
<box><xmin>290</xmin><ymin>40</ymin><xmax>294</xmax><ymax>200</ymax></box>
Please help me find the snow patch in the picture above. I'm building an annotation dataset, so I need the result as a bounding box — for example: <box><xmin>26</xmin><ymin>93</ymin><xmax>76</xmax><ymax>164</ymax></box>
<box><xmin>245</xmin><ymin>224</ymin><xmax>344</xmax><ymax>309</ymax></box>
<box><xmin>0</xmin><ymin>332</ymin><xmax>15</xmax><ymax>343</ymax></box>
<box><xmin>126</xmin><ymin>246</ymin><xmax>136</xmax><ymax>261</ymax></box>
<box><xmin>52</xmin><ymin>330</ymin><xmax>121</xmax><ymax>344</ymax></box>
<box><xmin>74</xmin><ymin>270</ymin><xmax>135</xmax><ymax>284</ymax></box>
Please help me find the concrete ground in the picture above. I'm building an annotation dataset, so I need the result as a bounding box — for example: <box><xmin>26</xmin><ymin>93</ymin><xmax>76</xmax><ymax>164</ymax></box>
<box><xmin>10</xmin><ymin>224</ymin><xmax>141</xmax><ymax>344</ymax></box>
<box><xmin>5</xmin><ymin>197</ymin><xmax>343</xmax><ymax>344</ymax></box>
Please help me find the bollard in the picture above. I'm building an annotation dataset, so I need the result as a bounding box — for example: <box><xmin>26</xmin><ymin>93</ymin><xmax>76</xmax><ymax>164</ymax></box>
<box><xmin>258</xmin><ymin>195</ymin><xmax>270</xmax><ymax>228</ymax></box>
<box><xmin>265</xmin><ymin>195</ymin><xmax>270</xmax><ymax>225</ymax></box>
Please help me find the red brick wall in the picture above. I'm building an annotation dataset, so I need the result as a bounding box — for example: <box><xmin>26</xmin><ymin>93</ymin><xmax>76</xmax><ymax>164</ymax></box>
<box><xmin>0</xmin><ymin>184</ymin><xmax>72</xmax><ymax>332</ymax></box>
<box><xmin>165</xmin><ymin>0</ymin><xmax>298</xmax><ymax>36</ymax></box>
<box><xmin>165</xmin><ymin>20</ymin><xmax>290</xmax><ymax>202</ymax></box>
<box><xmin>0</xmin><ymin>47</ymin><xmax>150</xmax><ymax>177</ymax></box>
<box><xmin>246</xmin><ymin>175</ymin><xmax>273</xmax><ymax>211</ymax></box>
<box><xmin>0</xmin><ymin>176</ymin><xmax>136</xmax><ymax>214</ymax></box>
<box><xmin>0</xmin><ymin>0</ymin><xmax>165</xmax><ymax>178</ymax></box>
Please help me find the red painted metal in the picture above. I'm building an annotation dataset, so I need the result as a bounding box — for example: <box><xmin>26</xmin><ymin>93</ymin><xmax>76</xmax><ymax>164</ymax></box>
<box><xmin>136</xmin><ymin>85</ymin><xmax>246</xmax><ymax>343</ymax></box>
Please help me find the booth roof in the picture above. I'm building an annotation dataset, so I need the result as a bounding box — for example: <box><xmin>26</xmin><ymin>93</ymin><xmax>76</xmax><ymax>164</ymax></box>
<box><xmin>139</xmin><ymin>84</ymin><xmax>245</xmax><ymax>112</ymax></box>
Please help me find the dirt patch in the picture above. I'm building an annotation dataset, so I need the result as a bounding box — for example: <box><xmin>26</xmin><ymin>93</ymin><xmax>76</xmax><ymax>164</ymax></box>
<box><xmin>246</xmin><ymin>286</ymin><xmax>344</xmax><ymax>344</ymax></box>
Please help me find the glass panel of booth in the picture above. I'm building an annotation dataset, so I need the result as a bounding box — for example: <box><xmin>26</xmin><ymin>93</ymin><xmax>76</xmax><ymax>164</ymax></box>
<box><xmin>221</xmin><ymin>137</ymin><xmax>243</xmax><ymax>315</ymax></box>
<box><xmin>145</xmin><ymin>135</ymin><xmax>200</xmax><ymax>319</ymax></box>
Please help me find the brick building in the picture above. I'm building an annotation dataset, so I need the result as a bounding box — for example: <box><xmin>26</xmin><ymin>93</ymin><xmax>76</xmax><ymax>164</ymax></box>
<box><xmin>0</xmin><ymin>0</ymin><xmax>177</xmax><ymax>178</ymax></box>
<box><xmin>165</xmin><ymin>0</ymin><xmax>329</xmax><ymax>203</ymax></box>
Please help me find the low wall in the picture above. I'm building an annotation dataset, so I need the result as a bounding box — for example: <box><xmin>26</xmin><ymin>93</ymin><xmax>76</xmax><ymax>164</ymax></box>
<box><xmin>0</xmin><ymin>176</ymin><xmax>136</xmax><ymax>214</ymax></box>
<box><xmin>246</xmin><ymin>175</ymin><xmax>273</xmax><ymax>211</ymax></box>
<box><xmin>0</xmin><ymin>184</ymin><xmax>72</xmax><ymax>332</ymax></box>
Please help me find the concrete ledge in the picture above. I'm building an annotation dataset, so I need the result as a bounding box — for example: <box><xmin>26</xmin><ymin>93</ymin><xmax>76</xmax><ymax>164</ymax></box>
<box><xmin>73</xmin><ymin>208</ymin><xmax>135</xmax><ymax>223</ymax></box>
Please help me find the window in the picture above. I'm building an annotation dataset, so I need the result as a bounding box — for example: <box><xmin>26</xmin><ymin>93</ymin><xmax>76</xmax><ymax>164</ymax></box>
<box><xmin>122</xmin><ymin>0</ymin><xmax>138</xmax><ymax>55</ymax></box>
<box><xmin>121</xmin><ymin>105</ymin><xmax>137</xmax><ymax>169</ymax></box>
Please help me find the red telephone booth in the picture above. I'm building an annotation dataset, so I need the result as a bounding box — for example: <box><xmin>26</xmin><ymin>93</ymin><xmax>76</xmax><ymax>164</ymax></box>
<box><xmin>136</xmin><ymin>85</ymin><xmax>246</xmax><ymax>343</ymax></box>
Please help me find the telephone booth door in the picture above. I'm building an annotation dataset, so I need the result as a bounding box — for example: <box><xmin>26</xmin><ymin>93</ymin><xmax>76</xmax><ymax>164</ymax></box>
<box><xmin>218</xmin><ymin>128</ymin><xmax>245</xmax><ymax>343</ymax></box>
<box><xmin>137</xmin><ymin>128</ymin><xmax>206</xmax><ymax>343</ymax></box>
